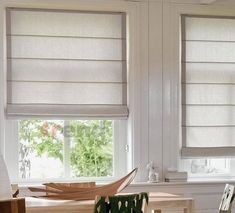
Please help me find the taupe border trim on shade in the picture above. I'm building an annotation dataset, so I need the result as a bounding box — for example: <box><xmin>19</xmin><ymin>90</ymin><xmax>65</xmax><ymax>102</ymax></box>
<box><xmin>7</xmin><ymin>35</ymin><xmax>126</xmax><ymax>40</ymax></box>
<box><xmin>181</xmin><ymin>147</ymin><xmax>235</xmax><ymax>158</ymax></box>
<box><xmin>6</xmin><ymin>104</ymin><xmax>128</xmax><ymax>119</ymax></box>
<box><xmin>7</xmin><ymin>7</ymin><xmax>125</xmax><ymax>15</ymax></box>
<box><xmin>182</xmin><ymin>14</ymin><xmax>235</xmax><ymax>20</ymax></box>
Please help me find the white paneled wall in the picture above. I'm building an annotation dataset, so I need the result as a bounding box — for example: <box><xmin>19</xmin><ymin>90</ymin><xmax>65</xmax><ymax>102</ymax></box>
<box><xmin>128</xmin><ymin>2</ymin><xmax>235</xmax><ymax>213</ymax></box>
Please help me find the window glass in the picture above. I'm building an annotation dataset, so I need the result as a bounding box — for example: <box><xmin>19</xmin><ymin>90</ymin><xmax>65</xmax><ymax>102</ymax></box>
<box><xmin>18</xmin><ymin>120</ymin><xmax>114</xmax><ymax>179</ymax></box>
<box><xmin>181</xmin><ymin>158</ymin><xmax>231</xmax><ymax>178</ymax></box>
<box><xmin>69</xmin><ymin>120</ymin><xmax>113</xmax><ymax>177</ymax></box>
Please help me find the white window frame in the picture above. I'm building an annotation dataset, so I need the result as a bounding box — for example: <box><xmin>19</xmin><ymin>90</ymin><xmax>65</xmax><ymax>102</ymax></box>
<box><xmin>0</xmin><ymin>0</ymin><xmax>142</xmax><ymax>183</ymax></box>
<box><xmin>5</xmin><ymin>119</ymin><xmax>128</xmax><ymax>183</ymax></box>
<box><xmin>162</xmin><ymin>2</ymin><xmax>235</xmax><ymax>176</ymax></box>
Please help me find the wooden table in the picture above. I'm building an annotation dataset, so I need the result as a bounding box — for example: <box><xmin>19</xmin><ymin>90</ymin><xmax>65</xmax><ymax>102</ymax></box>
<box><xmin>148</xmin><ymin>193</ymin><xmax>194</xmax><ymax>213</ymax></box>
<box><xmin>26</xmin><ymin>192</ymin><xmax>194</xmax><ymax>213</ymax></box>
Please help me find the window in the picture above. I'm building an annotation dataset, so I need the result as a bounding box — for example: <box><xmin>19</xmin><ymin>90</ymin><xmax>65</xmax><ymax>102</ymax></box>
<box><xmin>4</xmin><ymin>8</ymin><xmax>129</xmax><ymax>181</ymax></box>
<box><xmin>18</xmin><ymin>119</ymin><xmax>125</xmax><ymax>180</ymax></box>
<box><xmin>180</xmin><ymin>158</ymin><xmax>233</xmax><ymax>178</ymax></box>
<box><xmin>181</xmin><ymin>15</ymin><xmax>235</xmax><ymax>158</ymax></box>
<box><xmin>5</xmin><ymin>119</ymin><xmax>127</xmax><ymax>181</ymax></box>
<box><xmin>19</xmin><ymin>120</ymin><xmax>65</xmax><ymax>179</ymax></box>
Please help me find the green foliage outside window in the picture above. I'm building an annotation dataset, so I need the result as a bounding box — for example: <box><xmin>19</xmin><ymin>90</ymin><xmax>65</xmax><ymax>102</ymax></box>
<box><xmin>19</xmin><ymin>120</ymin><xmax>113</xmax><ymax>179</ymax></box>
<box><xmin>70</xmin><ymin>120</ymin><xmax>113</xmax><ymax>177</ymax></box>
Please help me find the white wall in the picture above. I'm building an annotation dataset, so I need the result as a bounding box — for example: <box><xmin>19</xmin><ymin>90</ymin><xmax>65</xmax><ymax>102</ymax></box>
<box><xmin>134</xmin><ymin>1</ymin><xmax>235</xmax><ymax>212</ymax></box>
<box><xmin>141</xmin><ymin>0</ymin><xmax>235</xmax><ymax>181</ymax></box>
<box><xmin>131</xmin><ymin>1</ymin><xmax>235</xmax><ymax>212</ymax></box>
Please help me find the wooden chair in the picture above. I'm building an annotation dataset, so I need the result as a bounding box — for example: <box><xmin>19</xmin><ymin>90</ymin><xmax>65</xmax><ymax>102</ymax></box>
<box><xmin>94</xmin><ymin>192</ymin><xmax>148</xmax><ymax>213</ymax></box>
<box><xmin>219</xmin><ymin>184</ymin><xmax>235</xmax><ymax>213</ymax></box>
<box><xmin>0</xmin><ymin>198</ymin><xmax>25</xmax><ymax>213</ymax></box>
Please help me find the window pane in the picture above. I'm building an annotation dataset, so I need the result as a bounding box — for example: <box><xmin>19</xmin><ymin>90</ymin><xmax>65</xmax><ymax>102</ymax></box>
<box><xmin>181</xmin><ymin>158</ymin><xmax>230</xmax><ymax>176</ymax></box>
<box><xmin>19</xmin><ymin>120</ymin><xmax>64</xmax><ymax>179</ymax></box>
<box><xmin>18</xmin><ymin>119</ymin><xmax>115</xmax><ymax>179</ymax></box>
<box><xmin>69</xmin><ymin>120</ymin><xmax>114</xmax><ymax>177</ymax></box>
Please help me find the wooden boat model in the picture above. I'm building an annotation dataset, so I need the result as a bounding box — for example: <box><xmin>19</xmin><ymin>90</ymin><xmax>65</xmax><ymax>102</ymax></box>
<box><xmin>28</xmin><ymin>168</ymin><xmax>138</xmax><ymax>201</ymax></box>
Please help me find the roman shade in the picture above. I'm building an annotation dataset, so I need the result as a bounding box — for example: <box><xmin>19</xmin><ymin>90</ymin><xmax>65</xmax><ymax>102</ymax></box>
<box><xmin>181</xmin><ymin>15</ymin><xmax>235</xmax><ymax>157</ymax></box>
<box><xmin>6</xmin><ymin>8</ymin><xmax>127</xmax><ymax>118</ymax></box>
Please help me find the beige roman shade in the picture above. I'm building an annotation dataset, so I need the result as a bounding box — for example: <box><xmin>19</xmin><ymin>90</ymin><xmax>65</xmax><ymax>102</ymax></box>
<box><xmin>181</xmin><ymin>15</ymin><xmax>235</xmax><ymax>157</ymax></box>
<box><xmin>6</xmin><ymin>8</ymin><xmax>127</xmax><ymax>118</ymax></box>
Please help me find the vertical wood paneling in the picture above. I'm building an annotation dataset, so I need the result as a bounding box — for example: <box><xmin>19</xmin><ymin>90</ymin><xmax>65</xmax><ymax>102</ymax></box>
<box><xmin>128</xmin><ymin>2</ymin><xmax>143</xmax><ymax>181</ymax></box>
<box><xmin>162</xmin><ymin>2</ymin><xmax>181</xmax><ymax>174</ymax></box>
<box><xmin>0</xmin><ymin>5</ymin><xmax>6</xmax><ymax>155</ymax></box>
<box><xmin>148</xmin><ymin>0</ymin><xmax>163</xmax><ymax>181</ymax></box>
<box><xmin>137</xmin><ymin>1</ymin><xmax>149</xmax><ymax>181</ymax></box>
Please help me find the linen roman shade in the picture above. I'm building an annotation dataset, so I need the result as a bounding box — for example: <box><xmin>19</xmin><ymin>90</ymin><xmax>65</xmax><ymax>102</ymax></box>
<box><xmin>6</xmin><ymin>8</ymin><xmax>127</xmax><ymax>118</ymax></box>
<box><xmin>181</xmin><ymin>15</ymin><xmax>235</xmax><ymax>157</ymax></box>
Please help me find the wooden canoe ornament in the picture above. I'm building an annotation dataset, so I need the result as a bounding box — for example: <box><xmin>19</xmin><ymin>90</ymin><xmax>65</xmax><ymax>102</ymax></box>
<box><xmin>28</xmin><ymin>168</ymin><xmax>138</xmax><ymax>201</ymax></box>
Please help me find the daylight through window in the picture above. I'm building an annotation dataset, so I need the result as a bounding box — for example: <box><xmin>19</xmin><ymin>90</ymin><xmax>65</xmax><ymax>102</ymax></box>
<box><xmin>19</xmin><ymin>120</ymin><xmax>114</xmax><ymax>179</ymax></box>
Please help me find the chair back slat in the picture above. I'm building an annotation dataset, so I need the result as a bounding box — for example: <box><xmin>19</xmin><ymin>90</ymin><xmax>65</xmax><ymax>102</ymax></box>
<box><xmin>219</xmin><ymin>184</ymin><xmax>235</xmax><ymax>213</ymax></box>
<box><xmin>94</xmin><ymin>193</ymin><xmax>148</xmax><ymax>213</ymax></box>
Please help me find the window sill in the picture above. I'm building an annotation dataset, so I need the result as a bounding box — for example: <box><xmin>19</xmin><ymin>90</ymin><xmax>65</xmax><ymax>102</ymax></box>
<box><xmin>130</xmin><ymin>179</ymin><xmax>235</xmax><ymax>187</ymax></box>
